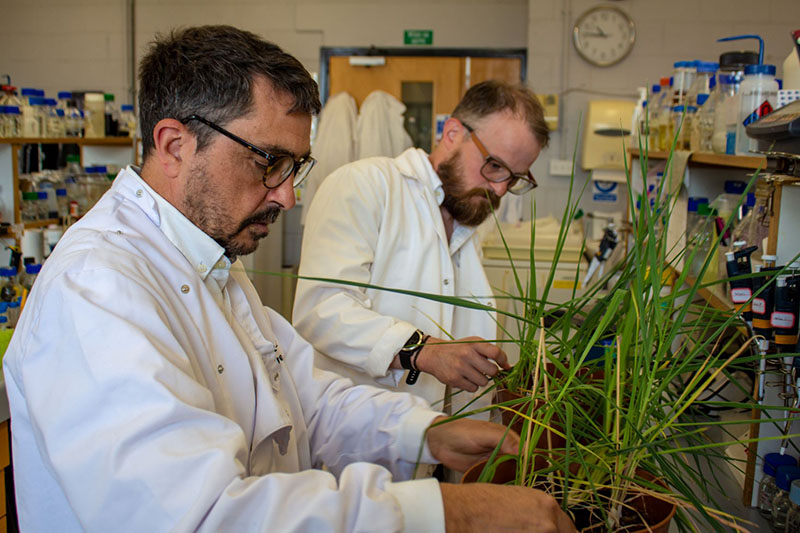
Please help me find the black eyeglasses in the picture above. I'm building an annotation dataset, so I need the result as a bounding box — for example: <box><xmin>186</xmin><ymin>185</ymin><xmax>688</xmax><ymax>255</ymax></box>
<box><xmin>461</xmin><ymin>122</ymin><xmax>538</xmax><ymax>195</ymax></box>
<box><xmin>181</xmin><ymin>115</ymin><xmax>316</xmax><ymax>190</ymax></box>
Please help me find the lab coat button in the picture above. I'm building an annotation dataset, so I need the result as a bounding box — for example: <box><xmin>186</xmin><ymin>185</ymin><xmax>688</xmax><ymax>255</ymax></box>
<box><xmin>217</xmin><ymin>364</ymin><xmax>224</xmax><ymax>374</ymax></box>
<box><xmin>180</xmin><ymin>284</ymin><xmax>190</xmax><ymax>294</ymax></box>
<box><xmin>197</xmin><ymin>264</ymin><xmax>207</xmax><ymax>273</ymax></box>
<box><xmin>273</xmin><ymin>372</ymin><xmax>279</xmax><ymax>382</ymax></box>
<box><xmin>443</xmin><ymin>278</ymin><xmax>450</xmax><ymax>285</ymax></box>
<box><xmin>135</xmin><ymin>189</ymin><xmax>143</xmax><ymax>198</ymax></box>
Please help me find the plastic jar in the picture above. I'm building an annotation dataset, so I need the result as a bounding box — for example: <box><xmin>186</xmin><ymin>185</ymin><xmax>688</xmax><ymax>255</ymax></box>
<box><xmin>772</xmin><ymin>465</ymin><xmax>800</xmax><ymax>531</ymax></box>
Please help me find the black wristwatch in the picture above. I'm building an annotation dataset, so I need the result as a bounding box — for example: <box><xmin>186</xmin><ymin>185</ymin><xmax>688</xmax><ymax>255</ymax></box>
<box><xmin>398</xmin><ymin>329</ymin><xmax>426</xmax><ymax>385</ymax></box>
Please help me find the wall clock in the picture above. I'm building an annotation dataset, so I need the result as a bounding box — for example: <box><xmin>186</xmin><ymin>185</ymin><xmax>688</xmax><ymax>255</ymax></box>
<box><xmin>573</xmin><ymin>5</ymin><xmax>636</xmax><ymax>67</ymax></box>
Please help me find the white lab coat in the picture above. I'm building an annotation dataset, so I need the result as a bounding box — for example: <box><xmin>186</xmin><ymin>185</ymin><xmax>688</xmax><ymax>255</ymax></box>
<box><xmin>356</xmin><ymin>90</ymin><xmax>413</xmax><ymax>160</ymax></box>
<box><xmin>302</xmin><ymin>92</ymin><xmax>358</xmax><ymax>225</ymax></box>
<box><xmin>3</xmin><ymin>167</ymin><xmax>445</xmax><ymax>532</ymax></box>
<box><xmin>293</xmin><ymin>148</ymin><xmax>497</xmax><ymax>412</ymax></box>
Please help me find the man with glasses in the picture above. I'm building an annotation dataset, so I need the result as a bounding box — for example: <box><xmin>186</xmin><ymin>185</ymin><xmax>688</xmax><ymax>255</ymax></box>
<box><xmin>3</xmin><ymin>27</ymin><xmax>573</xmax><ymax>532</ymax></box>
<box><xmin>294</xmin><ymin>81</ymin><xmax>549</xmax><ymax>418</ymax></box>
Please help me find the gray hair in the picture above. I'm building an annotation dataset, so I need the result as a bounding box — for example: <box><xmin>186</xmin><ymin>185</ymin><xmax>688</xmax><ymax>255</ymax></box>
<box><xmin>138</xmin><ymin>25</ymin><xmax>321</xmax><ymax>162</ymax></box>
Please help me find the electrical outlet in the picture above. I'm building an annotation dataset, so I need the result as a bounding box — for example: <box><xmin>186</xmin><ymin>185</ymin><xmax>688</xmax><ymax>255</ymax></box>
<box><xmin>549</xmin><ymin>159</ymin><xmax>573</xmax><ymax>177</ymax></box>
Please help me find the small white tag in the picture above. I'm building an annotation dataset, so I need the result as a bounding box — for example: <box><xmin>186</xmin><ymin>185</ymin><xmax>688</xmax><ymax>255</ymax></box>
<box><xmin>752</xmin><ymin>298</ymin><xmax>766</xmax><ymax>314</ymax></box>
<box><xmin>730</xmin><ymin>288</ymin><xmax>752</xmax><ymax>303</ymax></box>
<box><xmin>771</xmin><ymin>311</ymin><xmax>796</xmax><ymax>329</ymax></box>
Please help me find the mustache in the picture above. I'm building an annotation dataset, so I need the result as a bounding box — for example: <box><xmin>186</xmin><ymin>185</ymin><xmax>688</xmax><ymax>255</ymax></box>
<box><xmin>236</xmin><ymin>207</ymin><xmax>281</xmax><ymax>233</ymax></box>
<box><xmin>461</xmin><ymin>188</ymin><xmax>501</xmax><ymax>208</ymax></box>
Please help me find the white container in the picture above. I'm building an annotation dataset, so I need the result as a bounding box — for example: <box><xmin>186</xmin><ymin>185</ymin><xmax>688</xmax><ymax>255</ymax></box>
<box><xmin>735</xmin><ymin>64</ymin><xmax>778</xmax><ymax>155</ymax></box>
<box><xmin>712</xmin><ymin>74</ymin><xmax>738</xmax><ymax>154</ymax></box>
<box><xmin>21</xmin><ymin>229</ymin><xmax>44</xmax><ymax>264</ymax></box>
<box><xmin>43</xmin><ymin>225</ymin><xmax>63</xmax><ymax>258</ymax></box>
<box><xmin>784</xmin><ymin>34</ymin><xmax>800</xmax><ymax>91</ymax></box>
<box><xmin>84</xmin><ymin>92</ymin><xmax>106</xmax><ymax>138</ymax></box>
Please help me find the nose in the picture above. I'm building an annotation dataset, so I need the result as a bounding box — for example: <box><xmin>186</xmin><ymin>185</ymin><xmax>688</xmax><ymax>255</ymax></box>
<box><xmin>488</xmin><ymin>180</ymin><xmax>508</xmax><ymax>197</ymax></box>
<box><xmin>267</xmin><ymin>176</ymin><xmax>297</xmax><ymax>211</ymax></box>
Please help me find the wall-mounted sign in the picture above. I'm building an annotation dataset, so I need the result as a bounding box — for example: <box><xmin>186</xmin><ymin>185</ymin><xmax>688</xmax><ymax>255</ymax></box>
<box><xmin>404</xmin><ymin>30</ymin><xmax>433</xmax><ymax>46</ymax></box>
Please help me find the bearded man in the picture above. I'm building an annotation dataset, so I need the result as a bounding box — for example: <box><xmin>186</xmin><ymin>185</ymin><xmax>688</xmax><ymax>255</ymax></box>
<box><xmin>294</xmin><ymin>80</ymin><xmax>549</xmax><ymax>415</ymax></box>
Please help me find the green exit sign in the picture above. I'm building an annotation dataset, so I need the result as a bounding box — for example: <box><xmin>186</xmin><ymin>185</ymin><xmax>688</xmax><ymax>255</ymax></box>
<box><xmin>404</xmin><ymin>30</ymin><xmax>433</xmax><ymax>46</ymax></box>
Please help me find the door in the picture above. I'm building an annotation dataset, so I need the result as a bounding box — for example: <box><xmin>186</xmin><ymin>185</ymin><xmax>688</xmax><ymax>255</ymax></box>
<box><xmin>325</xmin><ymin>52</ymin><xmax>524</xmax><ymax>152</ymax></box>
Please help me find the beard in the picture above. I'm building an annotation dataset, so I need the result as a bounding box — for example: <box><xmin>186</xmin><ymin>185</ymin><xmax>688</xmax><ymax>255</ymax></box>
<box><xmin>182</xmin><ymin>162</ymin><xmax>281</xmax><ymax>259</ymax></box>
<box><xmin>437</xmin><ymin>150</ymin><xmax>501</xmax><ymax>226</ymax></box>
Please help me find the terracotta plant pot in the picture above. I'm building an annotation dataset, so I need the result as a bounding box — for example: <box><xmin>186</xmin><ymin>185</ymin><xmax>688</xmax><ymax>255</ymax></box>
<box><xmin>461</xmin><ymin>459</ymin><xmax>676</xmax><ymax>533</ymax></box>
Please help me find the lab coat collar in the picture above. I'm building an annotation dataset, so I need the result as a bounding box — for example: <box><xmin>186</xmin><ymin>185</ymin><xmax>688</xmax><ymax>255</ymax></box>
<box><xmin>394</xmin><ymin>148</ymin><xmax>445</xmax><ymax>206</ymax></box>
<box><xmin>113</xmin><ymin>166</ymin><xmax>228</xmax><ymax>282</ymax></box>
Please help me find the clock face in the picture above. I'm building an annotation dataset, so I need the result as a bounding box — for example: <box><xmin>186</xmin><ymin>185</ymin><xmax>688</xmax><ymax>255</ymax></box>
<box><xmin>573</xmin><ymin>6</ymin><xmax>636</xmax><ymax>67</ymax></box>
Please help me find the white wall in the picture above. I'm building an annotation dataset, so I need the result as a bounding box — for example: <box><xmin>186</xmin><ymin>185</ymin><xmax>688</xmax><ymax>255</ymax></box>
<box><xmin>528</xmin><ymin>0</ymin><xmax>800</xmax><ymax>219</ymax></box>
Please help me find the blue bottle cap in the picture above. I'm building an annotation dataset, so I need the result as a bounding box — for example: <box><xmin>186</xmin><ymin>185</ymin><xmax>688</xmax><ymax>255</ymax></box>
<box><xmin>56</xmin><ymin>189</ymin><xmax>67</xmax><ymax>196</ymax></box>
<box><xmin>25</xmin><ymin>264</ymin><xmax>41</xmax><ymax>275</ymax></box>
<box><xmin>37</xmin><ymin>192</ymin><xmax>47</xmax><ymax>200</ymax></box>
<box><xmin>724</xmin><ymin>180</ymin><xmax>747</xmax><ymax>194</ymax></box>
<box><xmin>29</xmin><ymin>97</ymin><xmax>45</xmax><ymax>106</ymax></box>
<box><xmin>56</xmin><ymin>109</ymin><xmax>64</xmax><ymax>117</ymax></box>
<box><xmin>21</xmin><ymin>88</ymin><xmax>38</xmax><ymax>96</ymax></box>
<box><xmin>776</xmin><ymin>465</ymin><xmax>800</xmax><ymax>491</ymax></box>
<box><xmin>58</xmin><ymin>91</ymin><xmax>72</xmax><ymax>99</ymax></box>
<box><xmin>0</xmin><ymin>302</ymin><xmax>8</xmax><ymax>312</ymax></box>
<box><xmin>6</xmin><ymin>106</ymin><xmax>20</xmax><ymax>115</ymax></box>
<box><xmin>0</xmin><ymin>267</ymin><xmax>17</xmax><ymax>277</ymax></box>
<box><xmin>45</xmin><ymin>98</ymin><xmax>57</xmax><ymax>106</ymax></box>
<box><xmin>672</xmin><ymin>105</ymin><xmax>685</xmax><ymax>112</ymax></box>
<box><xmin>697</xmin><ymin>61</ymin><xmax>718</xmax><ymax>73</ymax></box>
<box><xmin>697</xmin><ymin>94</ymin><xmax>709</xmax><ymax>106</ymax></box>
<box><xmin>121</xmin><ymin>104</ymin><xmax>134</xmax><ymax>112</ymax></box>
<box><xmin>745</xmin><ymin>64</ymin><xmax>776</xmax><ymax>76</ymax></box>
<box><xmin>764</xmin><ymin>453</ymin><xmax>797</xmax><ymax>476</ymax></box>
<box><xmin>8</xmin><ymin>300</ymin><xmax>19</xmax><ymax>309</ymax></box>
<box><xmin>0</xmin><ymin>316</ymin><xmax>7</xmax><ymax>324</ymax></box>
<box><xmin>746</xmin><ymin>193</ymin><xmax>756</xmax><ymax>207</ymax></box>
<box><xmin>651</xmin><ymin>84</ymin><xmax>660</xmax><ymax>94</ymax></box>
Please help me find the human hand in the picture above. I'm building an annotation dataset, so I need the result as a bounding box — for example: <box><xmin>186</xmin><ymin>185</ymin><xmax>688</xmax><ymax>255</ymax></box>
<box><xmin>426</xmin><ymin>416</ymin><xmax>518</xmax><ymax>473</ymax></box>
<box><xmin>440</xmin><ymin>483</ymin><xmax>576</xmax><ymax>532</ymax></box>
<box><xmin>415</xmin><ymin>336</ymin><xmax>509</xmax><ymax>391</ymax></box>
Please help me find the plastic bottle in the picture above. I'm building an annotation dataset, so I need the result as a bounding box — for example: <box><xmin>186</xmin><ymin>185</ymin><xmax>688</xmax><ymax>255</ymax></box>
<box><xmin>773</xmin><ymin>466</ymin><xmax>800</xmax><ymax>531</ymax></box>
<box><xmin>0</xmin><ymin>315</ymin><xmax>8</xmax><ymax>331</ymax></box>
<box><xmin>7</xmin><ymin>299</ymin><xmax>20</xmax><ymax>329</ymax></box>
<box><xmin>717</xmin><ymin>36</ymin><xmax>778</xmax><ymax>155</ymax></box>
<box><xmin>712</xmin><ymin>74</ymin><xmax>738</xmax><ymax>153</ymax></box>
<box><xmin>104</xmin><ymin>93</ymin><xmax>119</xmax><ymax>137</ymax></box>
<box><xmin>43</xmin><ymin>98</ymin><xmax>64</xmax><ymax>138</ymax></box>
<box><xmin>759</xmin><ymin>453</ymin><xmax>798</xmax><ymax>518</ymax></box>
<box><xmin>118</xmin><ymin>104</ymin><xmax>136</xmax><ymax>138</ymax></box>
<box><xmin>0</xmin><ymin>268</ymin><xmax>21</xmax><ymax>303</ymax></box>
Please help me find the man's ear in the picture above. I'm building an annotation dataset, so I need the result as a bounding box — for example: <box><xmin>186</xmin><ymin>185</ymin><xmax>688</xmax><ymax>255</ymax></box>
<box><xmin>441</xmin><ymin>117</ymin><xmax>467</xmax><ymax>149</ymax></box>
<box><xmin>151</xmin><ymin>118</ymin><xmax>195</xmax><ymax>179</ymax></box>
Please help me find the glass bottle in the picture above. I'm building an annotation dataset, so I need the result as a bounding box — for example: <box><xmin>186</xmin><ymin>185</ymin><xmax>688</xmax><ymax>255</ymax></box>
<box><xmin>772</xmin><ymin>465</ymin><xmax>800</xmax><ymax>532</ymax></box>
<box><xmin>759</xmin><ymin>453</ymin><xmax>797</xmax><ymax>518</ymax></box>
<box><xmin>21</xmin><ymin>191</ymin><xmax>39</xmax><ymax>222</ymax></box>
<box><xmin>103</xmin><ymin>93</ymin><xmax>119</xmax><ymax>137</ymax></box>
<box><xmin>22</xmin><ymin>263</ymin><xmax>41</xmax><ymax>292</ymax></box>
<box><xmin>7</xmin><ymin>299</ymin><xmax>20</xmax><ymax>328</ymax></box>
<box><xmin>4</xmin><ymin>105</ymin><xmax>21</xmax><ymax>137</ymax></box>
<box><xmin>0</xmin><ymin>267</ymin><xmax>21</xmax><ymax>303</ymax></box>
<box><xmin>787</xmin><ymin>479</ymin><xmax>800</xmax><ymax>532</ymax></box>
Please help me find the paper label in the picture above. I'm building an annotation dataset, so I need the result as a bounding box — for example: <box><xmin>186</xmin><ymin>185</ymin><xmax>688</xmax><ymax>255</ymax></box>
<box><xmin>752</xmin><ymin>298</ymin><xmax>766</xmax><ymax>315</ymax></box>
<box><xmin>771</xmin><ymin>311</ymin><xmax>796</xmax><ymax>329</ymax></box>
<box><xmin>730</xmin><ymin>287</ymin><xmax>752</xmax><ymax>303</ymax></box>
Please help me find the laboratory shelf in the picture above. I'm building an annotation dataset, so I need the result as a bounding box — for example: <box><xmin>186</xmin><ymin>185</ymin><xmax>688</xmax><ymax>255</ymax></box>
<box><xmin>0</xmin><ymin>137</ymin><xmax>134</xmax><ymax>146</ymax></box>
<box><xmin>628</xmin><ymin>148</ymin><xmax>766</xmax><ymax>170</ymax></box>
<box><xmin>23</xmin><ymin>219</ymin><xmax>60</xmax><ymax>230</ymax></box>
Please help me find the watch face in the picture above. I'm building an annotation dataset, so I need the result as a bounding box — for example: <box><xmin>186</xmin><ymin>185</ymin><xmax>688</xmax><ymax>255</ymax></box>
<box><xmin>573</xmin><ymin>6</ymin><xmax>635</xmax><ymax>67</ymax></box>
